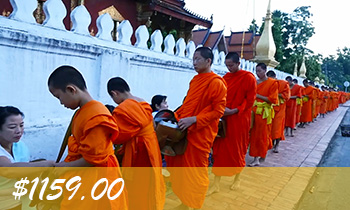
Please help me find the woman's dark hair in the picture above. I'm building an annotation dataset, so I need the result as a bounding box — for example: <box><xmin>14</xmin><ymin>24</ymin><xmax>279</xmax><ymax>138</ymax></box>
<box><xmin>150</xmin><ymin>95</ymin><xmax>167</xmax><ymax>112</ymax></box>
<box><xmin>0</xmin><ymin>106</ymin><xmax>24</xmax><ymax>129</ymax></box>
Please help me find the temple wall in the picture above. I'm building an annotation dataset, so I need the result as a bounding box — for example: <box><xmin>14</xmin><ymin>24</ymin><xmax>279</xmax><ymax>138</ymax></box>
<box><xmin>0</xmin><ymin>0</ymin><xmax>300</xmax><ymax>160</ymax></box>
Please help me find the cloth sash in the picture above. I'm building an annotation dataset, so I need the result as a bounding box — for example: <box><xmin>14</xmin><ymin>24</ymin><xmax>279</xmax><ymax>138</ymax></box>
<box><xmin>303</xmin><ymin>97</ymin><xmax>309</xmax><ymax>102</ymax></box>
<box><xmin>254</xmin><ymin>100</ymin><xmax>275</xmax><ymax>125</ymax></box>
<box><xmin>296</xmin><ymin>98</ymin><xmax>302</xmax><ymax>105</ymax></box>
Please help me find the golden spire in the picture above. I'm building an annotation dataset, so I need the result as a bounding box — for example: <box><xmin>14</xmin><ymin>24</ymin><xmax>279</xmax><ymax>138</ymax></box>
<box><xmin>252</xmin><ymin>0</ymin><xmax>279</xmax><ymax>68</ymax></box>
<box><xmin>299</xmin><ymin>58</ymin><xmax>307</xmax><ymax>78</ymax></box>
<box><xmin>293</xmin><ymin>61</ymin><xmax>298</xmax><ymax>76</ymax></box>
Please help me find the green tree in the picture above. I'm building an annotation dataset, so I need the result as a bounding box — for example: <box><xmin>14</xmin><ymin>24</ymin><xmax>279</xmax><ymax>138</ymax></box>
<box><xmin>253</xmin><ymin>6</ymin><xmax>316</xmax><ymax>75</ymax></box>
<box><xmin>248</xmin><ymin>19</ymin><xmax>259</xmax><ymax>34</ymax></box>
<box><xmin>322</xmin><ymin>47</ymin><xmax>350</xmax><ymax>90</ymax></box>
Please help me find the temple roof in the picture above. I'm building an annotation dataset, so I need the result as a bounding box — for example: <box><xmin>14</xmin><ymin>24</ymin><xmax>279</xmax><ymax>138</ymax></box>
<box><xmin>226</xmin><ymin>31</ymin><xmax>260</xmax><ymax>46</ymax></box>
<box><xmin>225</xmin><ymin>31</ymin><xmax>261</xmax><ymax>60</ymax></box>
<box><xmin>192</xmin><ymin>28</ymin><xmax>227</xmax><ymax>53</ymax></box>
<box><xmin>150</xmin><ymin>0</ymin><xmax>213</xmax><ymax>28</ymax></box>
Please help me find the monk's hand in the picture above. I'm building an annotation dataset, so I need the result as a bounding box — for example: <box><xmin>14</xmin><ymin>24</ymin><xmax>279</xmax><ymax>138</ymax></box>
<box><xmin>178</xmin><ymin>117</ymin><xmax>196</xmax><ymax>131</ymax></box>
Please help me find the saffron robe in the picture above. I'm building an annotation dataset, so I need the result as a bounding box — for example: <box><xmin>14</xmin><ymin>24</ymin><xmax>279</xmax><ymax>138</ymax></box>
<box><xmin>113</xmin><ymin>99</ymin><xmax>165</xmax><ymax>210</ymax></box>
<box><xmin>300</xmin><ymin>86</ymin><xmax>316</xmax><ymax>123</ymax></box>
<box><xmin>212</xmin><ymin>70</ymin><xmax>257</xmax><ymax>176</ymax></box>
<box><xmin>271</xmin><ymin>80</ymin><xmax>290</xmax><ymax>140</ymax></box>
<box><xmin>317</xmin><ymin>90</ymin><xmax>324</xmax><ymax>115</ymax></box>
<box><xmin>285</xmin><ymin>84</ymin><xmax>302</xmax><ymax>129</ymax></box>
<box><xmin>249</xmin><ymin>78</ymin><xmax>278</xmax><ymax>158</ymax></box>
<box><xmin>62</xmin><ymin>100</ymin><xmax>128</xmax><ymax>210</ymax></box>
<box><xmin>313</xmin><ymin>88</ymin><xmax>320</xmax><ymax>119</ymax></box>
<box><xmin>295</xmin><ymin>85</ymin><xmax>304</xmax><ymax>124</ymax></box>
<box><xmin>166</xmin><ymin>71</ymin><xmax>227</xmax><ymax>209</ymax></box>
<box><xmin>319</xmin><ymin>91</ymin><xmax>327</xmax><ymax>114</ymax></box>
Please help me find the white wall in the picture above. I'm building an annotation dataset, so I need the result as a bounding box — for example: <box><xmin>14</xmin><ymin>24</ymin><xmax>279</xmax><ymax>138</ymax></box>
<box><xmin>0</xmin><ymin>0</ymin><xmax>301</xmax><ymax>160</ymax></box>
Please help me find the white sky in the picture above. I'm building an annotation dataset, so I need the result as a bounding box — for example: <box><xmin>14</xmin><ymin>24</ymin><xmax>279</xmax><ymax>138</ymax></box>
<box><xmin>184</xmin><ymin>0</ymin><xmax>350</xmax><ymax>57</ymax></box>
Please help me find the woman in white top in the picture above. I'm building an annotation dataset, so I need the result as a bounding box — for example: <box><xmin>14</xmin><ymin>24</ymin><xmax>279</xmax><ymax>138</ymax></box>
<box><xmin>0</xmin><ymin>106</ymin><xmax>54</xmax><ymax>210</ymax></box>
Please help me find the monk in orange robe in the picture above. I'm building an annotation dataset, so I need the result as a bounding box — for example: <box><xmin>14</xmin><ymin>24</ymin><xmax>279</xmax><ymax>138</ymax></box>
<box><xmin>319</xmin><ymin>86</ymin><xmax>328</xmax><ymax>117</ymax></box>
<box><xmin>300</xmin><ymin>79</ymin><xmax>316</xmax><ymax>127</ymax></box>
<box><xmin>315</xmin><ymin>86</ymin><xmax>323</xmax><ymax>118</ymax></box>
<box><xmin>312</xmin><ymin>85</ymin><xmax>320</xmax><ymax>120</ymax></box>
<box><xmin>249</xmin><ymin>63</ymin><xmax>278</xmax><ymax>166</ymax></box>
<box><xmin>267</xmin><ymin>71</ymin><xmax>290</xmax><ymax>153</ymax></box>
<box><xmin>107</xmin><ymin>77</ymin><xmax>165</xmax><ymax>210</ymax></box>
<box><xmin>285</xmin><ymin>77</ymin><xmax>302</xmax><ymax>137</ymax></box>
<box><xmin>48</xmin><ymin>65</ymin><xmax>128</xmax><ymax>210</ymax></box>
<box><xmin>208</xmin><ymin>52</ymin><xmax>256</xmax><ymax>195</ymax></box>
<box><xmin>293</xmin><ymin>79</ymin><xmax>304</xmax><ymax>126</ymax></box>
<box><xmin>329</xmin><ymin>90</ymin><xmax>336</xmax><ymax>111</ymax></box>
<box><xmin>165</xmin><ymin>47</ymin><xmax>227</xmax><ymax>210</ymax></box>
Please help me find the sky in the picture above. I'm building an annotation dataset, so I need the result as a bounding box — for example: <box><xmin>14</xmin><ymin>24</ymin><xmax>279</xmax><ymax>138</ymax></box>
<box><xmin>184</xmin><ymin>0</ymin><xmax>350</xmax><ymax>57</ymax></box>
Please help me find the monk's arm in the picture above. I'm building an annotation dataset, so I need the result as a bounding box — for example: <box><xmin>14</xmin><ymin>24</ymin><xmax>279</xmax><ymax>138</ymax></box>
<box><xmin>76</xmin><ymin>125</ymin><xmax>115</xmax><ymax>166</ymax></box>
<box><xmin>256</xmin><ymin>94</ymin><xmax>272</xmax><ymax>104</ymax></box>
<box><xmin>223</xmin><ymin>107</ymin><xmax>238</xmax><ymax>116</ymax></box>
<box><xmin>235</xmin><ymin>74</ymin><xmax>257</xmax><ymax>115</ymax></box>
<box><xmin>282</xmin><ymin>83</ymin><xmax>291</xmax><ymax>100</ymax></box>
<box><xmin>195</xmin><ymin>79</ymin><xmax>227</xmax><ymax>129</ymax></box>
<box><xmin>113</xmin><ymin>112</ymin><xmax>140</xmax><ymax>144</ymax></box>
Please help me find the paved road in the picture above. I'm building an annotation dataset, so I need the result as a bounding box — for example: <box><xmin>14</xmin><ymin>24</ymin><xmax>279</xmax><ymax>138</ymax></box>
<box><xmin>165</xmin><ymin>103</ymin><xmax>349</xmax><ymax>210</ymax></box>
<box><xmin>296</xmin><ymin>105</ymin><xmax>350</xmax><ymax>210</ymax></box>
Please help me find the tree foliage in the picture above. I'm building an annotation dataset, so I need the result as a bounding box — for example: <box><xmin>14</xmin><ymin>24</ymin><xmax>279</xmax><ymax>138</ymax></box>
<box><xmin>322</xmin><ymin>47</ymin><xmax>350</xmax><ymax>90</ymax></box>
<box><xmin>249</xmin><ymin>6</ymin><xmax>321</xmax><ymax>79</ymax></box>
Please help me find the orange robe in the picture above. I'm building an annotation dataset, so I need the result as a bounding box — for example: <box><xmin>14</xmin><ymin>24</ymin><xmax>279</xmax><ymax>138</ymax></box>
<box><xmin>165</xmin><ymin>71</ymin><xmax>227</xmax><ymax>209</ymax></box>
<box><xmin>327</xmin><ymin>91</ymin><xmax>333</xmax><ymax>112</ymax></box>
<box><xmin>295</xmin><ymin>85</ymin><xmax>304</xmax><ymax>124</ymax></box>
<box><xmin>271</xmin><ymin>80</ymin><xmax>290</xmax><ymax>140</ymax></box>
<box><xmin>300</xmin><ymin>86</ymin><xmax>316</xmax><ymax>123</ymax></box>
<box><xmin>316</xmin><ymin>89</ymin><xmax>322</xmax><ymax>116</ymax></box>
<box><xmin>113</xmin><ymin>99</ymin><xmax>165</xmax><ymax>210</ymax></box>
<box><xmin>320</xmin><ymin>91</ymin><xmax>328</xmax><ymax>114</ymax></box>
<box><xmin>285</xmin><ymin>84</ymin><xmax>302</xmax><ymax>129</ymax></box>
<box><xmin>212</xmin><ymin>70</ymin><xmax>256</xmax><ymax>176</ymax></box>
<box><xmin>249</xmin><ymin>78</ymin><xmax>278</xmax><ymax>158</ymax></box>
<box><xmin>313</xmin><ymin>88</ymin><xmax>320</xmax><ymax>119</ymax></box>
<box><xmin>62</xmin><ymin>100</ymin><xmax>128</xmax><ymax>210</ymax></box>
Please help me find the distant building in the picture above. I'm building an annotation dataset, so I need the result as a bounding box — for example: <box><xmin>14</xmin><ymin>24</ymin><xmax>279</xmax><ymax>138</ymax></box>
<box><xmin>191</xmin><ymin>29</ymin><xmax>260</xmax><ymax>60</ymax></box>
<box><xmin>192</xmin><ymin>28</ymin><xmax>227</xmax><ymax>54</ymax></box>
<box><xmin>225</xmin><ymin>31</ymin><xmax>260</xmax><ymax>60</ymax></box>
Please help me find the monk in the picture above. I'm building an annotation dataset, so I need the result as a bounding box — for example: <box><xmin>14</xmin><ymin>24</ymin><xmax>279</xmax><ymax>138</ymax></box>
<box><xmin>48</xmin><ymin>65</ymin><xmax>128</xmax><ymax>210</ymax></box>
<box><xmin>311</xmin><ymin>83</ymin><xmax>320</xmax><ymax>121</ymax></box>
<box><xmin>300</xmin><ymin>79</ymin><xmax>316</xmax><ymax>127</ymax></box>
<box><xmin>107</xmin><ymin>77</ymin><xmax>165</xmax><ymax>210</ymax></box>
<box><xmin>165</xmin><ymin>47</ymin><xmax>227</xmax><ymax>210</ymax></box>
<box><xmin>249</xmin><ymin>63</ymin><xmax>278</xmax><ymax>166</ymax></box>
<box><xmin>319</xmin><ymin>86</ymin><xmax>329</xmax><ymax>118</ymax></box>
<box><xmin>315</xmin><ymin>85</ymin><xmax>322</xmax><ymax>119</ymax></box>
<box><xmin>285</xmin><ymin>77</ymin><xmax>302</xmax><ymax>136</ymax></box>
<box><xmin>208</xmin><ymin>52</ymin><xmax>256</xmax><ymax>195</ymax></box>
<box><xmin>267</xmin><ymin>71</ymin><xmax>290</xmax><ymax>153</ymax></box>
<box><xmin>293</xmin><ymin>79</ymin><xmax>304</xmax><ymax>127</ymax></box>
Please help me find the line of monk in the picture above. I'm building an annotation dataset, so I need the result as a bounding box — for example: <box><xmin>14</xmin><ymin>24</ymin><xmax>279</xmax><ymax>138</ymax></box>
<box><xmin>27</xmin><ymin>47</ymin><xmax>349</xmax><ymax>210</ymax></box>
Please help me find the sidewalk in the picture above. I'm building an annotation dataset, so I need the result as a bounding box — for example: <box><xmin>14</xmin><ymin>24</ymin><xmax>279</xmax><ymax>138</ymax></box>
<box><xmin>164</xmin><ymin>102</ymin><xmax>349</xmax><ymax>210</ymax></box>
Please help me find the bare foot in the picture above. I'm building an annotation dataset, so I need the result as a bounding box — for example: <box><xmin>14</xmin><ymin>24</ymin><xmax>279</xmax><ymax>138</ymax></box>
<box><xmin>248</xmin><ymin>158</ymin><xmax>260</xmax><ymax>167</ymax></box>
<box><xmin>230</xmin><ymin>179</ymin><xmax>241</xmax><ymax>190</ymax></box>
<box><xmin>206</xmin><ymin>185</ymin><xmax>220</xmax><ymax>196</ymax></box>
